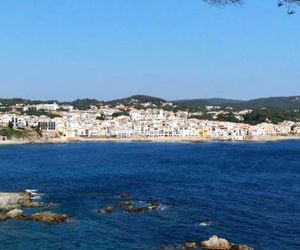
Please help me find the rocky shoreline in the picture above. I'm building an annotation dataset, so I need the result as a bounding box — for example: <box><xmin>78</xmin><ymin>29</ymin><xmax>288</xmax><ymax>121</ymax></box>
<box><xmin>1</xmin><ymin>135</ymin><xmax>300</xmax><ymax>146</ymax></box>
<box><xmin>0</xmin><ymin>191</ymin><xmax>69</xmax><ymax>225</ymax></box>
<box><xmin>0</xmin><ymin>191</ymin><xmax>255</xmax><ymax>249</ymax></box>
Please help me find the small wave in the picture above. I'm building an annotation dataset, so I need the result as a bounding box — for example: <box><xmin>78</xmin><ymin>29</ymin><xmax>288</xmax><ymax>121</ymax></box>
<box><xmin>199</xmin><ymin>221</ymin><xmax>212</xmax><ymax>227</ymax></box>
<box><xmin>157</xmin><ymin>205</ymin><xmax>168</xmax><ymax>211</ymax></box>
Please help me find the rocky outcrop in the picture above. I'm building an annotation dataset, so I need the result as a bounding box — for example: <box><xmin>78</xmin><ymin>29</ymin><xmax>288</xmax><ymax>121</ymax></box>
<box><xmin>201</xmin><ymin>236</ymin><xmax>254</xmax><ymax>250</ymax></box>
<box><xmin>5</xmin><ymin>208</ymin><xmax>24</xmax><ymax>219</ymax></box>
<box><xmin>162</xmin><ymin>236</ymin><xmax>254</xmax><ymax>250</ymax></box>
<box><xmin>0</xmin><ymin>192</ymin><xmax>42</xmax><ymax>208</ymax></box>
<box><xmin>0</xmin><ymin>191</ymin><xmax>69</xmax><ymax>225</ymax></box>
<box><xmin>29</xmin><ymin>211</ymin><xmax>69</xmax><ymax>225</ymax></box>
<box><xmin>201</xmin><ymin>235</ymin><xmax>232</xmax><ymax>249</ymax></box>
<box><xmin>98</xmin><ymin>195</ymin><xmax>162</xmax><ymax>215</ymax></box>
<box><xmin>0</xmin><ymin>204</ymin><xmax>21</xmax><ymax>212</ymax></box>
<box><xmin>124</xmin><ymin>200</ymin><xmax>161</xmax><ymax>213</ymax></box>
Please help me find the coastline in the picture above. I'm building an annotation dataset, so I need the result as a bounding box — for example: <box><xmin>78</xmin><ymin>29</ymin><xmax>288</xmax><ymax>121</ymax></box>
<box><xmin>1</xmin><ymin>135</ymin><xmax>300</xmax><ymax>146</ymax></box>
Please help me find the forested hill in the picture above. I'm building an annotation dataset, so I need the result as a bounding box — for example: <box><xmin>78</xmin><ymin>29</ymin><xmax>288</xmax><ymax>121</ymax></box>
<box><xmin>174</xmin><ymin>96</ymin><xmax>300</xmax><ymax>110</ymax></box>
<box><xmin>1</xmin><ymin>95</ymin><xmax>300</xmax><ymax>111</ymax></box>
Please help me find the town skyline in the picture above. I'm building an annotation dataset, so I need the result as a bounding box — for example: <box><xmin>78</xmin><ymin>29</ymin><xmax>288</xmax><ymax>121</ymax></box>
<box><xmin>1</xmin><ymin>94</ymin><xmax>300</xmax><ymax>144</ymax></box>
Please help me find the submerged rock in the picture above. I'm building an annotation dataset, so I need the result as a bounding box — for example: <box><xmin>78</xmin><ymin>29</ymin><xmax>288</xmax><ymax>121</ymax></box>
<box><xmin>119</xmin><ymin>200</ymin><xmax>135</xmax><ymax>207</ymax></box>
<box><xmin>124</xmin><ymin>199</ymin><xmax>161</xmax><ymax>213</ymax></box>
<box><xmin>160</xmin><ymin>244</ymin><xmax>182</xmax><ymax>249</ymax></box>
<box><xmin>199</xmin><ymin>220</ymin><xmax>212</xmax><ymax>227</ymax></box>
<box><xmin>201</xmin><ymin>236</ymin><xmax>232</xmax><ymax>250</ymax></box>
<box><xmin>30</xmin><ymin>211</ymin><xmax>69</xmax><ymax>225</ymax></box>
<box><xmin>183</xmin><ymin>242</ymin><xmax>198</xmax><ymax>249</ymax></box>
<box><xmin>124</xmin><ymin>206</ymin><xmax>150</xmax><ymax>213</ymax></box>
<box><xmin>119</xmin><ymin>194</ymin><xmax>130</xmax><ymax>199</ymax></box>
<box><xmin>48</xmin><ymin>202</ymin><xmax>59</xmax><ymax>207</ymax></box>
<box><xmin>98</xmin><ymin>206</ymin><xmax>115</xmax><ymax>214</ymax></box>
<box><xmin>231</xmin><ymin>245</ymin><xmax>254</xmax><ymax>250</ymax></box>
<box><xmin>148</xmin><ymin>200</ymin><xmax>160</xmax><ymax>210</ymax></box>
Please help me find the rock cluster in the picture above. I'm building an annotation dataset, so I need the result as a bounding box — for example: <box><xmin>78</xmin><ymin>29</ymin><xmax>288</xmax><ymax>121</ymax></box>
<box><xmin>98</xmin><ymin>194</ymin><xmax>162</xmax><ymax>215</ymax></box>
<box><xmin>29</xmin><ymin>212</ymin><xmax>69</xmax><ymax>225</ymax></box>
<box><xmin>201</xmin><ymin>235</ymin><xmax>232</xmax><ymax>249</ymax></box>
<box><xmin>201</xmin><ymin>236</ymin><xmax>254</xmax><ymax>250</ymax></box>
<box><xmin>0</xmin><ymin>191</ymin><xmax>69</xmax><ymax>225</ymax></box>
<box><xmin>161</xmin><ymin>236</ymin><xmax>254</xmax><ymax>250</ymax></box>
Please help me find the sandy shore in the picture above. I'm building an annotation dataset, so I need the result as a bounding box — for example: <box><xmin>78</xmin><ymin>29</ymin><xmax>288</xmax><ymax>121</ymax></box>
<box><xmin>1</xmin><ymin>135</ymin><xmax>300</xmax><ymax>146</ymax></box>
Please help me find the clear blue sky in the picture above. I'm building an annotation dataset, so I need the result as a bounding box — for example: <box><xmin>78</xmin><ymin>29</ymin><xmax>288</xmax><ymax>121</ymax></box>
<box><xmin>0</xmin><ymin>0</ymin><xmax>299</xmax><ymax>101</ymax></box>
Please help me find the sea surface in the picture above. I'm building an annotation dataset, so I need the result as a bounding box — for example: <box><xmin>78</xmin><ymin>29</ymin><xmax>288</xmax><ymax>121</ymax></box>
<box><xmin>0</xmin><ymin>141</ymin><xmax>299</xmax><ymax>250</ymax></box>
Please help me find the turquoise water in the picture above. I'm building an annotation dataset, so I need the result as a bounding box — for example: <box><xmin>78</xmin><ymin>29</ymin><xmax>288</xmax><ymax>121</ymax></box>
<box><xmin>0</xmin><ymin>142</ymin><xmax>299</xmax><ymax>249</ymax></box>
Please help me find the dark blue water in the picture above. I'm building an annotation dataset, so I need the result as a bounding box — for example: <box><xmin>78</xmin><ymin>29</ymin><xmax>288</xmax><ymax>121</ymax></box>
<box><xmin>0</xmin><ymin>142</ymin><xmax>299</xmax><ymax>250</ymax></box>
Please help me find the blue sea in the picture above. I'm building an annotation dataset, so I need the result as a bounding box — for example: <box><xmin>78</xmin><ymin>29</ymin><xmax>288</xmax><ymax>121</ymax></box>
<box><xmin>0</xmin><ymin>141</ymin><xmax>299</xmax><ymax>250</ymax></box>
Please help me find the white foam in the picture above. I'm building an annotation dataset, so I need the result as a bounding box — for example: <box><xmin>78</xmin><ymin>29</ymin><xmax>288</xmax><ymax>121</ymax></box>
<box><xmin>25</xmin><ymin>189</ymin><xmax>44</xmax><ymax>200</ymax></box>
<box><xmin>200</xmin><ymin>221</ymin><xmax>212</xmax><ymax>227</ymax></box>
<box><xmin>25</xmin><ymin>189</ymin><xmax>38</xmax><ymax>195</ymax></box>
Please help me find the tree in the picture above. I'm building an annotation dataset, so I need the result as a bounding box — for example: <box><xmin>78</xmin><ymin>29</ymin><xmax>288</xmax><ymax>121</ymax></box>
<box><xmin>204</xmin><ymin>0</ymin><xmax>300</xmax><ymax>14</ymax></box>
<box><xmin>8</xmin><ymin>121</ymin><xmax>13</xmax><ymax>129</ymax></box>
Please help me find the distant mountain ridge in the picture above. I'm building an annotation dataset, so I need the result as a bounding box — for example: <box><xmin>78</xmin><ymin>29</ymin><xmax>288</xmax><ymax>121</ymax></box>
<box><xmin>1</xmin><ymin>95</ymin><xmax>300</xmax><ymax>110</ymax></box>
<box><xmin>176</xmin><ymin>96</ymin><xmax>300</xmax><ymax>110</ymax></box>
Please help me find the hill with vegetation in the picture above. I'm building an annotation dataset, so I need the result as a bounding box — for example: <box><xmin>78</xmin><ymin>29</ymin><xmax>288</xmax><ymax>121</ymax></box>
<box><xmin>105</xmin><ymin>95</ymin><xmax>166</xmax><ymax>106</ymax></box>
<box><xmin>174</xmin><ymin>96</ymin><xmax>300</xmax><ymax>110</ymax></box>
<box><xmin>2</xmin><ymin>95</ymin><xmax>300</xmax><ymax>111</ymax></box>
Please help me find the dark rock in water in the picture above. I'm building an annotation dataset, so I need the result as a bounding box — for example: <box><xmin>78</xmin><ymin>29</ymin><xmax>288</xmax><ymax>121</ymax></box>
<box><xmin>231</xmin><ymin>244</ymin><xmax>254</xmax><ymax>250</ymax></box>
<box><xmin>199</xmin><ymin>220</ymin><xmax>212</xmax><ymax>227</ymax></box>
<box><xmin>29</xmin><ymin>211</ymin><xmax>69</xmax><ymax>225</ymax></box>
<box><xmin>183</xmin><ymin>242</ymin><xmax>198</xmax><ymax>249</ymax></box>
<box><xmin>48</xmin><ymin>202</ymin><xmax>59</xmax><ymax>207</ymax></box>
<box><xmin>125</xmin><ymin>206</ymin><xmax>149</xmax><ymax>213</ymax></box>
<box><xmin>119</xmin><ymin>200</ymin><xmax>135</xmax><ymax>206</ymax></box>
<box><xmin>98</xmin><ymin>206</ymin><xmax>114</xmax><ymax>214</ymax></box>
<box><xmin>119</xmin><ymin>193</ymin><xmax>130</xmax><ymax>199</ymax></box>
<box><xmin>124</xmin><ymin>199</ymin><xmax>162</xmax><ymax>213</ymax></box>
<box><xmin>148</xmin><ymin>200</ymin><xmax>160</xmax><ymax>210</ymax></box>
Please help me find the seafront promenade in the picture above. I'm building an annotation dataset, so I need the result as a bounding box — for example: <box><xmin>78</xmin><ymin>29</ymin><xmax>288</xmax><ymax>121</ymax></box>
<box><xmin>1</xmin><ymin>135</ymin><xmax>300</xmax><ymax>146</ymax></box>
